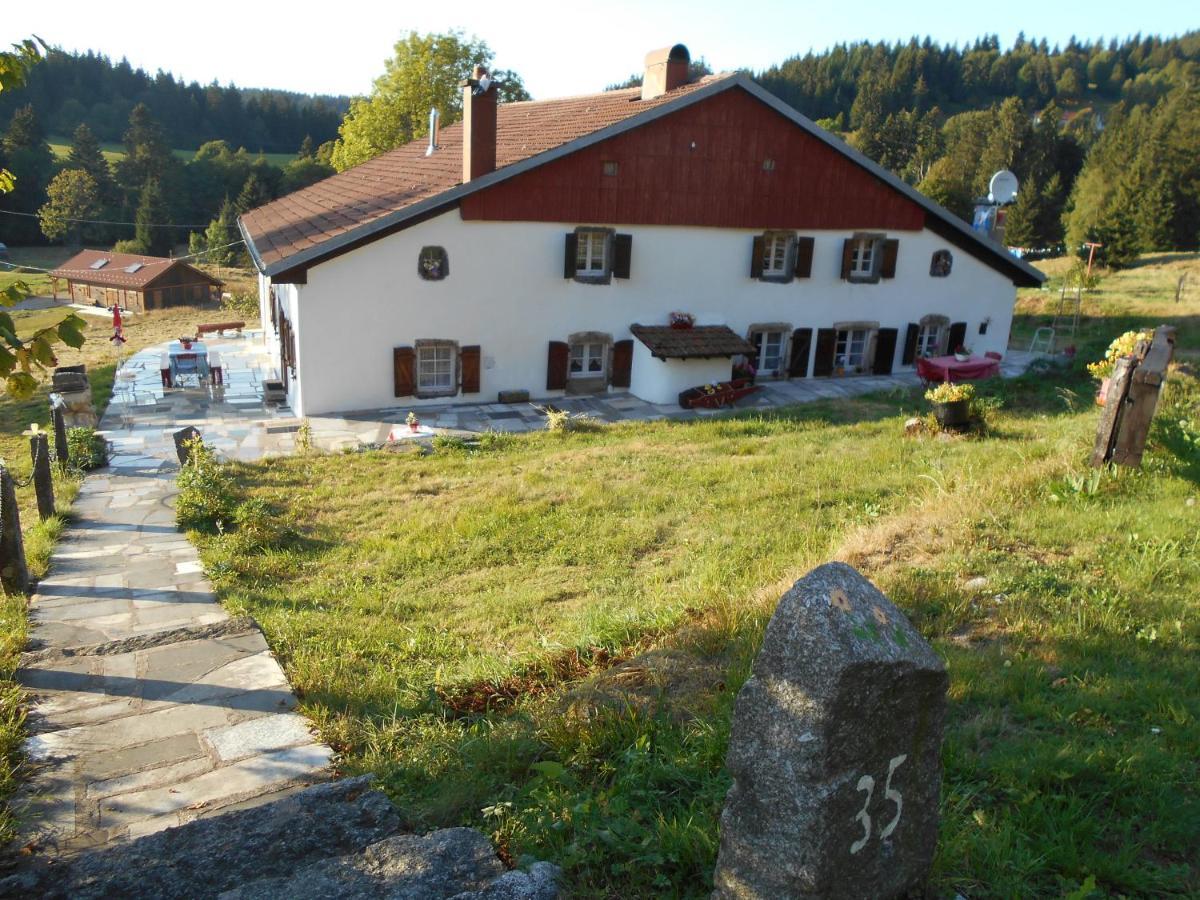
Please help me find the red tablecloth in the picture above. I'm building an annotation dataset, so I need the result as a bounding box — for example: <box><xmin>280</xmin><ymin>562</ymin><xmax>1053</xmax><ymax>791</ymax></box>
<box><xmin>917</xmin><ymin>355</ymin><xmax>1001</xmax><ymax>382</ymax></box>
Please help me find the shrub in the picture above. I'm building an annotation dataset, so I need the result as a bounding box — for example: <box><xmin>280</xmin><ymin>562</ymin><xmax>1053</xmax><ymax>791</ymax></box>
<box><xmin>534</xmin><ymin>405</ymin><xmax>601</xmax><ymax>433</ymax></box>
<box><xmin>175</xmin><ymin>437</ymin><xmax>236</xmax><ymax>531</ymax></box>
<box><xmin>66</xmin><ymin>426</ymin><xmax>107</xmax><ymax>471</ymax></box>
<box><xmin>431</xmin><ymin>435</ymin><xmax>470</xmax><ymax>452</ymax></box>
<box><xmin>221</xmin><ymin>291</ymin><xmax>259</xmax><ymax>320</ymax></box>
<box><xmin>924</xmin><ymin>382</ymin><xmax>975</xmax><ymax>404</ymax></box>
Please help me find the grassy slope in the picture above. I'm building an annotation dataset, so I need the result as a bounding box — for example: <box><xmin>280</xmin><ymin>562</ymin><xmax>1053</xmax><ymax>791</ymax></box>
<box><xmin>0</xmin><ymin>301</ymin><xmax>222</xmax><ymax>844</ymax></box>
<box><xmin>0</xmin><ymin>247</ymin><xmax>74</xmax><ymax>297</ymax></box>
<box><xmin>194</xmin><ymin>257</ymin><xmax>1199</xmax><ymax>896</ymax></box>
<box><xmin>47</xmin><ymin>137</ymin><xmax>296</xmax><ymax>168</ymax></box>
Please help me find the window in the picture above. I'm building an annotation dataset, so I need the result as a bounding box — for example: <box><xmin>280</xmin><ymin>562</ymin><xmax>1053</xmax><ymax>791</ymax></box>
<box><xmin>602</xmin><ymin>161</ymin><xmax>619</xmax><ymax>176</ymax></box>
<box><xmin>762</xmin><ymin>234</ymin><xmax>790</xmax><ymax>277</ymax></box>
<box><xmin>575</xmin><ymin>230</ymin><xmax>607</xmax><ymax>275</ymax></box>
<box><xmin>850</xmin><ymin>238</ymin><xmax>877</xmax><ymax>278</ymax></box>
<box><xmin>418</xmin><ymin>246</ymin><xmax>448</xmax><ymax>281</ymax></box>
<box><xmin>930</xmin><ymin>249</ymin><xmax>952</xmax><ymax>277</ymax></box>
<box><xmin>916</xmin><ymin>323</ymin><xmax>942</xmax><ymax>358</ymax></box>
<box><xmin>835</xmin><ymin>329</ymin><xmax>870</xmax><ymax>372</ymax></box>
<box><xmin>569</xmin><ymin>342</ymin><xmax>606</xmax><ymax>379</ymax></box>
<box><xmin>750</xmin><ymin>329</ymin><xmax>786</xmax><ymax>376</ymax></box>
<box><xmin>416</xmin><ymin>341</ymin><xmax>456</xmax><ymax>395</ymax></box>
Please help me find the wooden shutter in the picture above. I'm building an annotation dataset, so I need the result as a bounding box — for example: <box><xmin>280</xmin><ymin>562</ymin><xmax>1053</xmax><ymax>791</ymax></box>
<box><xmin>948</xmin><ymin>321</ymin><xmax>968</xmax><ymax>353</ymax></box>
<box><xmin>393</xmin><ymin>346</ymin><xmax>415</xmax><ymax>397</ymax></box>
<box><xmin>880</xmin><ymin>239</ymin><xmax>899</xmax><ymax>278</ymax></box>
<box><xmin>813</xmin><ymin>328</ymin><xmax>837</xmax><ymax>377</ymax></box>
<box><xmin>901</xmin><ymin>323</ymin><xmax>920</xmax><ymax>365</ymax></box>
<box><xmin>839</xmin><ymin>239</ymin><xmax>854</xmax><ymax>279</ymax></box>
<box><xmin>611</xmin><ymin>339</ymin><xmax>633</xmax><ymax>388</ymax></box>
<box><xmin>612</xmin><ymin>234</ymin><xmax>633</xmax><ymax>279</ymax></box>
<box><xmin>750</xmin><ymin>235</ymin><xmax>765</xmax><ymax>279</ymax></box>
<box><xmin>563</xmin><ymin>233</ymin><xmax>578</xmax><ymax>279</ymax></box>
<box><xmin>873</xmin><ymin>328</ymin><xmax>898</xmax><ymax>375</ymax></box>
<box><xmin>547</xmin><ymin>341</ymin><xmax>569</xmax><ymax>390</ymax></box>
<box><xmin>793</xmin><ymin>237</ymin><xmax>815</xmax><ymax>278</ymax></box>
<box><xmin>460</xmin><ymin>345</ymin><xmax>481</xmax><ymax>393</ymax></box>
<box><xmin>788</xmin><ymin>328</ymin><xmax>813</xmax><ymax>378</ymax></box>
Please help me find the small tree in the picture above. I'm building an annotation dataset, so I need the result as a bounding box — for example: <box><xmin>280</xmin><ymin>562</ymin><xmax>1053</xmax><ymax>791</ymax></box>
<box><xmin>203</xmin><ymin>198</ymin><xmax>238</xmax><ymax>265</ymax></box>
<box><xmin>234</xmin><ymin>172</ymin><xmax>270</xmax><ymax>214</ymax></box>
<box><xmin>39</xmin><ymin>169</ymin><xmax>99</xmax><ymax>245</ymax></box>
<box><xmin>135</xmin><ymin>177</ymin><xmax>173</xmax><ymax>256</ymax></box>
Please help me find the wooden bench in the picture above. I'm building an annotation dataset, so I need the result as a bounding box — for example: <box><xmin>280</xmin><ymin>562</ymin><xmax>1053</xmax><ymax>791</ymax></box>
<box><xmin>195</xmin><ymin>321</ymin><xmax>245</xmax><ymax>339</ymax></box>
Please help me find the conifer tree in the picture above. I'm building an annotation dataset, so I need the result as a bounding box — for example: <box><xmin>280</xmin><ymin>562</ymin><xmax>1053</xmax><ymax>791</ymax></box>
<box><xmin>234</xmin><ymin>172</ymin><xmax>270</xmax><ymax>214</ymax></box>
<box><xmin>134</xmin><ymin>177</ymin><xmax>173</xmax><ymax>256</ymax></box>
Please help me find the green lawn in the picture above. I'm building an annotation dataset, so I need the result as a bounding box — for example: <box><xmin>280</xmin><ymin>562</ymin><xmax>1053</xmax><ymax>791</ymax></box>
<box><xmin>0</xmin><ymin>246</ymin><xmax>73</xmax><ymax>297</ymax></box>
<box><xmin>48</xmin><ymin>136</ymin><xmax>296</xmax><ymax>168</ymax></box>
<box><xmin>190</xmin><ymin>265</ymin><xmax>1199</xmax><ymax>896</ymax></box>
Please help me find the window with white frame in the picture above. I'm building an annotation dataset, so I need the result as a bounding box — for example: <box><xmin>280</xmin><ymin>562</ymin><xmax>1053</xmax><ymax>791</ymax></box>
<box><xmin>416</xmin><ymin>341</ymin><xmax>456</xmax><ymax>394</ymax></box>
<box><xmin>575</xmin><ymin>230</ymin><xmax>607</xmax><ymax>276</ymax></box>
<box><xmin>750</xmin><ymin>329</ymin><xmax>786</xmax><ymax>376</ymax></box>
<box><xmin>762</xmin><ymin>234</ymin><xmax>789</xmax><ymax>277</ymax></box>
<box><xmin>835</xmin><ymin>328</ymin><xmax>870</xmax><ymax>371</ymax></box>
<box><xmin>569</xmin><ymin>342</ymin><xmax>606</xmax><ymax>379</ymax></box>
<box><xmin>850</xmin><ymin>238</ymin><xmax>878</xmax><ymax>278</ymax></box>
<box><xmin>917</xmin><ymin>323</ymin><xmax>943</xmax><ymax>358</ymax></box>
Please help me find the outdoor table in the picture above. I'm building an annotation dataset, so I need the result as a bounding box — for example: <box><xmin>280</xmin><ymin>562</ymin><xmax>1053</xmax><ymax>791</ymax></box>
<box><xmin>167</xmin><ymin>341</ymin><xmax>210</xmax><ymax>385</ymax></box>
<box><xmin>918</xmin><ymin>354</ymin><xmax>1001</xmax><ymax>383</ymax></box>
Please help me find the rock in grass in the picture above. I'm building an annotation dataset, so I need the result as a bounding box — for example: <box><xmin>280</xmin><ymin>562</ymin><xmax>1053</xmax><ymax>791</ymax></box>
<box><xmin>712</xmin><ymin>562</ymin><xmax>948</xmax><ymax>899</ymax></box>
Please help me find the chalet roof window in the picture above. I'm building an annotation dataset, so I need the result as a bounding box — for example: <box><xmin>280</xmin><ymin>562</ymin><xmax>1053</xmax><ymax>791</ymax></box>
<box><xmin>602</xmin><ymin>161</ymin><xmax>619</xmax><ymax>176</ymax></box>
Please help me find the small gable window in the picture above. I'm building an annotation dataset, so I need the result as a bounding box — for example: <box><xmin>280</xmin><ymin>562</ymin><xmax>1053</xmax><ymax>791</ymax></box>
<box><xmin>418</xmin><ymin>246</ymin><xmax>449</xmax><ymax>281</ymax></box>
<box><xmin>930</xmin><ymin>249</ymin><xmax>953</xmax><ymax>277</ymax></box>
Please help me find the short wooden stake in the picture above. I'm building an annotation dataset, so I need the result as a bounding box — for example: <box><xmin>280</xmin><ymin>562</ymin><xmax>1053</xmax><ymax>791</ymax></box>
<box><xmin>0</xmin><ymin>465</ymin><xmax>29</xmax><ymax>595</ymax></box>
<box><xmin>51</xmin><ymin>401</ymin><xmax>69</xmax><ymax>469</ymax></box>
<box><xmin>30</xmin><ymin>433</ymin><xmax>55</xmax><ymax>521</ymax></box>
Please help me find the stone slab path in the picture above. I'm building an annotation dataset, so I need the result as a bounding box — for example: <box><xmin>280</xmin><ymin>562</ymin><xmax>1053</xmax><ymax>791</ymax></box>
<box><xmin>14</xmin><ymin>338</ymin><xmax>331</xmax><ymax>855</ymax></box>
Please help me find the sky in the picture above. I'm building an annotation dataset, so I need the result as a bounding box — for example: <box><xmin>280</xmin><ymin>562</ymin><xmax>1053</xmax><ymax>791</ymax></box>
<box><xmin>5</xmin><ymin>0</ymin><xmax>1196</xmax><ymax>100</ymax></box>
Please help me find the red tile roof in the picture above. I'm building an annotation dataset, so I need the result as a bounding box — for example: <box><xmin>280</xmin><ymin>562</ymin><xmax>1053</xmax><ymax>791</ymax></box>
<box><xmin>50</xmin><ymin>249</ymin><xmax>221</xmax><ymax>289</ymax></box>
<box><xmin>631</xmin><ymin>324</ymin><xmax>756</xmax><ymax>359</ymax></box>
<box><xmin>239</xmin><ymin>77</ymin><xmax>729</xmax><ymax>272</ymax></box>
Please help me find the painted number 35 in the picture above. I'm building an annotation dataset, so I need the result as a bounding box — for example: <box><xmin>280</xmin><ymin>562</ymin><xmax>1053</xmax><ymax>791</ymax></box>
<box><xmin>849</xmin><ymin>754</ymin><xmax>907</xmax><ymax>855</ymax></box>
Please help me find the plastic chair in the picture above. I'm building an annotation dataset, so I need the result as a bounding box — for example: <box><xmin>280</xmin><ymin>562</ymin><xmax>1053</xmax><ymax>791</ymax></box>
<box><xmin>173</xmin><ymin>353</ymin><xmax>203</xmax><ymax>387</ymax></box>
<box><xmin>1029</xmin><ymin>327</ymin><xmax>1055</xmax><ymax>354</ymax></box>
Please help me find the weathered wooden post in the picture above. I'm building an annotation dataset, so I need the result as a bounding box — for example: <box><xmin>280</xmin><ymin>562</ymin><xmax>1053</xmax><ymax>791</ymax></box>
<box><xmin>1091</xmin><ymin>326</ymin><xmax>1177</xmax><ymax>468</ymax></box>
<box><xmin>0</xmin><ymin>464</ymin><xmax>29</xmax><ymax>595</ymax></box>
<box><xmin>51</xmin><ymin>398</ymin><xmax>69</xmax><ymax>469</ymax></box>
<box><xmin>713</xmin><ymin>562</ymin><xmax>948</xmax><ymax>899</ymax></box>
<box><xmin>29</xmin><ymin>432</ymin><xmax>55</xmax><ymax>520</ymax></box>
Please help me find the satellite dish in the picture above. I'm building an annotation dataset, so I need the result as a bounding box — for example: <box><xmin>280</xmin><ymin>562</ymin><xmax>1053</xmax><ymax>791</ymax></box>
<box><xmin>988</xmin><ymin>170</ymin><xmax>1019</xmax><ymax>205</ymax></box>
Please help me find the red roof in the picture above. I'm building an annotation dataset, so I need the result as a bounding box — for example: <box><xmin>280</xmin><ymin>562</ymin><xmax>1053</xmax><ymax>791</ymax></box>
<box><xmin>239</xmin><ymin>78</ymin><xmax>728</xmax><ymax>272</ymax></box>
<box><xmin>50</xmin><ymin>249</ymin><xmax>222</xmax><ymax>289</ymax></box>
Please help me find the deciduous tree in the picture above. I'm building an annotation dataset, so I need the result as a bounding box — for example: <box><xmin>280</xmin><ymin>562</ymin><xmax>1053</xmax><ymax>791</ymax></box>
<box><xmin>38</xmin><ymin>168</ymin><xmax>99</xmax><ymax>245</ymax></box>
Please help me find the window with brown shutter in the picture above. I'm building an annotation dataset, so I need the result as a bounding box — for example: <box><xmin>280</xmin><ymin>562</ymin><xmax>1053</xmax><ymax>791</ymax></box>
<box><xmin>755</xmin><ymin>231</ymin><xmax>796</xmax><ymax>283</ymax></box>
<box><xmin>547</xmin><ymin>341</ymin><xmax>569</xmax><ymax>390</ymax></box>
<box><xmin>793</xmin><ymin>237</ymin><xmax>815</xmax><ymax>278</ymax></box>
<box><xmin>393</xmin><ymin>346</ymin><xmax>415</xmax><ymax>397</ymax></box>
<box><xmin>813</xmin><ymin>328</ymin><xmax>837</xmax><ymax>377</ymax></box>
<box><xmin>567</xmin><ymin>227</ymin><xmax>615</xmax><ymax>283</ymax></box>
<box><xmin>563</xmin><ymin>233</ymin><xmax>578</xmax><ymax>279</ymax></box>
<box><xmin>750</xmin><ymin>235</ymin><xmax>765</xmax><ymax>279</ymax></box>
<box><xmin>611</xmin><ymin>339</ymin><xmax>633</xmax><ymax>388</ymax></box>
<box><xmin>788</xmin><ymin>328</ymin><xmax>813</xmax><ymax>377</ymax></box>
<box><xmin>873</xmin><ymin>328</ymin><xmax>898</xmax><ymax>374</ymax></box>
<box><xmin>902</xmin><ymin>323</ymin><xmax>920</xmax><ymax>365</ymax></box>
<box><xmin>612</xmin><ymin>234</ymin><xmax>633</xmax><ymax>279</ymax></box>
<box><xmin>839</xmin><ymin>239</ymin><xmax>855</xmax><ymax>280</ymax></box>
<box><xmin>880</xmin><ymin>239</ymin><xmax>899</xmax><ymax>279</ymax></box>
<box><xmin>460</xmin><ymin>345</ymin><xmax>481</xmax><ymax>393</ymax></box>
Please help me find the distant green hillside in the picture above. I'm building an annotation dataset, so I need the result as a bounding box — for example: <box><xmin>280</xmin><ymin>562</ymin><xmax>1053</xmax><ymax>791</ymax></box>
<box><xmin>47</xmin><ymin>136</ymin><xmax>297</xmax><ymax>168</ymax></box>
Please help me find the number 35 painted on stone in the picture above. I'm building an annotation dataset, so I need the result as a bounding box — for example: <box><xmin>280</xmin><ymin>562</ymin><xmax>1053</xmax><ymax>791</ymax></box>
<box><xmin>849</xmin><ymin>754</ymin><xmax>907</xmax><ymax>854</ymax></box>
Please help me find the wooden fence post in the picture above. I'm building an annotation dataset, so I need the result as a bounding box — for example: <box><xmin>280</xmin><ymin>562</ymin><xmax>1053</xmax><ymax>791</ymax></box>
<box><xmin>0</xmin><ymin>464</ymin><xmax>29</xmax><ymax>595</ymax></box>
<box><xmin>51</xmin><ymin>400</ymin><xmax>69</xmax><ymax>469</ymax></box>
<box><xmin>30</xmin><ymin>433</ymin><xmax>55</xmax><ymax>520</ymax></box>
<box><xmin>1090</xmin><ymin>356</ymin><xmax>1136</xmax><ymax>467</ymax></box>
<box><xmin>1091</xmin><ymin>326</ymin><xmax>1177</xmax><ymax>468</ymax></box>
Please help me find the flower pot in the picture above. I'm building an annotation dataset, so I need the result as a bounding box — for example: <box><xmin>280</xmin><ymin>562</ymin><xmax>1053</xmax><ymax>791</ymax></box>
<box><xmin>408</xmin><ymin>423</ymin><xmax>420</xmax><ymax>432</ymax></box>
<box><xmin>933</xmin><ymin>399</ymin><xmax>970</xmax><ymax>430</ymax></box>
<box><xmin>954</xmin><ymin>353</ymin><xmax>970</xmax><ymax>362</ymax></box>
<box><xmin>1096</xmin><ymin>376</ymin><xmax>1110</xmax><ymax>407</ymax></box>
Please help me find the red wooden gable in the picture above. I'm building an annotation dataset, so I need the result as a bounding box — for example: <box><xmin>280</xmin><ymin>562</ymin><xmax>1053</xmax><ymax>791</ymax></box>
<box><xmin>460</xmin><ymin>87</ymin><xmax>926</xmax><ymax>231</ymax></box>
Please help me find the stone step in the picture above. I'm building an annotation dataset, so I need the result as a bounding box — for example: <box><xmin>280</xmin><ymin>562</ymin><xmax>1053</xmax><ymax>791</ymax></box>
<box><xmin>0</xmin><ymin>777</ymin><xmax>558</xmax><ymax>900</ymax></box>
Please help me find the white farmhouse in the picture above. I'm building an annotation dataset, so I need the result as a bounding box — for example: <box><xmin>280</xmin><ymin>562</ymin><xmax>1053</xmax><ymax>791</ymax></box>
<box><xmin>239</xmin><ymin>45</ymin><xmax>1044</xmax><ymax>417</ymax></box>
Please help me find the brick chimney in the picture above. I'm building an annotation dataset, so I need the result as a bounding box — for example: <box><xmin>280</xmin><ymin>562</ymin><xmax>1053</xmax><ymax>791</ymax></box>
<box><xmin>462</xmin><ymin>65</ymin><xmax>497</xmax><ymax>182</ymax></box>
<box><xmin>641</xmin><ymin>44</ymin><xmax>690</xmax><ymax>101</ymax></box>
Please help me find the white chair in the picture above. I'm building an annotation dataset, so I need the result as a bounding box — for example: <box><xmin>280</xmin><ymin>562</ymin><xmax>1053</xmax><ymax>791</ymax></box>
<box><xmin>1029</xmin><ymin>327</ymin><xmax>1055</xmax><ymax>355</ymax></box>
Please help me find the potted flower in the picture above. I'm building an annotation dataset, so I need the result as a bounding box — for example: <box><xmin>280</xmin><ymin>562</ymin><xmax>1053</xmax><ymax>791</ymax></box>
<box><xmin>732</xmin><ymin>357</ymin><xmax>757</xmax><ymax>384</ymax></box>
<box><xmin>1087</xmin><ymin>329</ymin><xmax>1154</xmax><ymax>406</ymax></box>
<box><xmin>406</xmin><ymin>411</ymin><xmax>420</xmax><ymax>433</ymax></box>
<box><xmin>180</xmin><ymin>336</ymin><xmax>194</xmax><ymax>350</ymax></box>
<box><xmin>668</xmin><ymin>311</ymin><xmax>695</xmax><ymax>330</ymax></box>
<box><xmin>953</xmin><ymin>344</ymin><xmax>971</xmax><ymax>362</ymax></box>
<box><xmin>925</xmin><ymin>381</ymin><xmax>975</xmax><ymax>430</ymax></box>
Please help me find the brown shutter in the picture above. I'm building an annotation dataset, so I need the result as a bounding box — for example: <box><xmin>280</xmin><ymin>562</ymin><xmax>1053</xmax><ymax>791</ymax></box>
<box><xmin>880</xmin><ymin>239</ymin><xmax>899</xmax><ymax>278</ymax></box>
<box><xmin>393</xmin><ymin>346</ymin><xmax>415</xmax><ymax>397</ymax></box>
<box><xmin>611</xmin><ymin>339</ymin><xmax>633</xmax><ymax>388</ymax></box>
<box><xmin>788</xmin><ymin>328</ymin><xmax>813</xmax><ymax>378</ymax></box>
<box><xmin>948</xmin><ymin>322</ymin><xmax>968</xmax><ymax>353</ymax></box>
<box><xmin>563</xmin><ymin>233</ymin><xmax>578</xmax><ymax>278</ymax></box>
<box><xmin>902</xmin><ymin>323</ymin><xmax>920</xmax><ymax>365</ymax></box>
<box><xmin>840</xmin><ymin>239</ymin><xmax>854</xmax><ymax>279</ymax></box>
<box><xmin>873</xmin><ymin>328</ymin><xmax>898</xmax><ymax>375</ymax></box>
<box><xmin>750</xmin><ymin>235</ymin><xmax>765</xmax><ymax>279</ymax></box>
<box><xmin>460</xmin><ymin>345</ymin><xmax>481</xmax><ymax>393</ymax></box>
<box><xmin>612</xmin><ymin>234</ymin><xmax>633</xmax><ymax>279</ymax></box>
<box><xmin>547</xmin><ymin>341</ymin><xmax>569</xmax><ymax>390</ymax></box>
<box><xmin>793</xmin><ymin>237</ymin><xmax>815</xmax><ymax>278</ymax></box>
<box><xmin>813</xmin><ymin>328</ymin><xmax>837</xmax><ymax>377</ymax></box>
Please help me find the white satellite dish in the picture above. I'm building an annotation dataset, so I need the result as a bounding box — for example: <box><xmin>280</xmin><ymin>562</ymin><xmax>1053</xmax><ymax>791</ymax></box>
<box><xmin>988</xmin><ymin>169</ymin><xmax>1019</xmax><ymax>205</ymax></box>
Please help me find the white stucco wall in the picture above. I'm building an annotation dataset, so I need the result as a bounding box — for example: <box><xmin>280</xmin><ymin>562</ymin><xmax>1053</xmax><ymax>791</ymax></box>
<box><xmin>264</xmin><ymin>211</ymin><xmax>1017</xmax><ymax>416</ymax></box>
<box><xmin>628</xmin><ymin>341</ymin><xmax>735</xmax><ymax>406</ymax></box>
